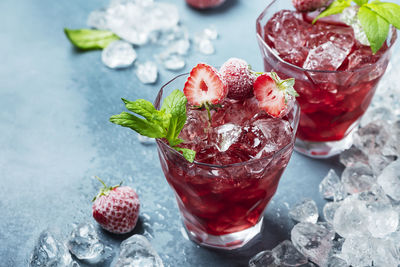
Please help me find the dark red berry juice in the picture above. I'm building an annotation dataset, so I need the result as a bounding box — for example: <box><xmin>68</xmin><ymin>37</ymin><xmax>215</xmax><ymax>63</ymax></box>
<box><xmin>155</xmin><ymin>74</ymin><xmax>299</xmax><ymax>246</ymax></box>
<box><xmin>257</xmin><ymin>9</ymin><xmax>396</xmax><ymax>142</ymax></box>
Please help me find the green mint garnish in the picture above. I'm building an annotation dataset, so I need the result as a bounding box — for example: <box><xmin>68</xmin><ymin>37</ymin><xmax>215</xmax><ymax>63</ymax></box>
<box><xmin>110</xmin><ymin>89</ymin><xmax>196</xmax><ymax>163</ymax></box>
<box><xmin>312</xmin><ymin>0</ymin><xmax>400</xmax><ymax>53</ymax></box>
<box><xmin>64</xmin><ymin>28</ymin><xmax>120</xmax><ymax>50</ymax></box>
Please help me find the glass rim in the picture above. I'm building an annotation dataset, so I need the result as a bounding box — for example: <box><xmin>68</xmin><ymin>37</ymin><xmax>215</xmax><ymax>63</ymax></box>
<box><xmin>255</xmin><ymin>0</ymin><xmax>398</xmax><ymax>74</ymax></box>
<box><xmin>154</xmin><ymin>72</ymin><xmax>300</xmax><ymax>169</ymax></box>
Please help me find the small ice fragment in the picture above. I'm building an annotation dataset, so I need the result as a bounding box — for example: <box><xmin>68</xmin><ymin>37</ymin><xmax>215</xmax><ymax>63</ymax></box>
<box><xmin>157</xmin><ymin>53</ymin><xmax>185</xmax><ymax>70</ymax></box>
<box><xmin>135</xmin><ymin>61</ymin><xmax>158</xmax><ymax>84</ymax></box>
<box><xmin>248</xmin><ymin>250</ymin><xmax>276</xmax><ymax>267</ymax></box>
<box><xmin>340</xmin><ymin>236</ymin><xmax>373</xmax><ymax>267</ymax></box>
<box><xmin>327</xmin><ymin>256</ymin><xmax>348</xmax><ymax>267</ymax></box>
<box><xmin>319</xmin><ymin>169</ymin><xmax>346</xmax><ymax>201</ymax></box>
<box><xmin>339</xmin><ymin>146</ymin><xmax>369</xmax><ymax>167</ymax></box>
<box><xmin>341</xmin><ymin>162</ymin><xmax>375</xmax><ymax>194</ymax></box>
<box><xmin>288</xmin><ymin>199</ymin><xmax>318</xmax><ymax>223</ymax></box>
<box><xmin>203</xmin><ymin>25</ymin><xmax>218</xmax><ymax>40</ymax></box>
<box><xmin>291</xmin><ymin>222</ymin><xmax>335</xmax><ymax>266</ymax></box>
<box><xmin>323</xmin><ymin>202</ymin><xmax>341</xmax><ymax>224</ymax></box>
<box><xmin>87</xmin><ymin>9</ymin><xmax>109</xmax><ymax>30</ymax></box>
<box><xmin>353</xmin><ymin>120</ymin><xmax>391</xmax><ymax>155</ymax></box>
<box><xmin>303</xmin><ymin>41</ymin><xmax>350</xmax><ymax>71</ymax></box>
<box><xmin>101</xmin><ymin>40</ymin><xmax>137</xmax><ymax>69</ymax></box>
<box><xmin>272</xmin><ymin>240</ymin><xmax>308</xmax><ymax>266</ymax></box>
<box><xmin>368</xmin><ymin>154</ymin><xmax>396</xmax><ymax>176</ymax></box>
<box><xmin>115</xmin><ymin>235</ymin><xmax>164</xmax><ymax>267</ymax></box>
<box><xmin>30</xmin><ymin>231</ymin><xmax>79</xmax><ymax>267</ymax></box>
<box><xmin>197</xmin><ymin>38</ymin><xmax>214</xmax><ymax>55</ymax></box>
<box><xmin>378</xmin><ymin>160</ymin><xmax>400</xmax><ymax>200</ymax></box>
<box><xmin>215</xmin><ymin>123</ymin><xmax>242</xmax><ymax>152</ymax></box>
<box><xmin>67</xmin><ymin>223</ymin><xmax>105</xmax><ymax>260</ymax></box>
<box><xmin>138</xmin><ymin>134</ymin><xmax>154</xmax><ymax>145</ymax></box>
<box><xmin>360</xmin><ymin>107</ymin><xmax>396</xmax><ymax>127</ymax></box>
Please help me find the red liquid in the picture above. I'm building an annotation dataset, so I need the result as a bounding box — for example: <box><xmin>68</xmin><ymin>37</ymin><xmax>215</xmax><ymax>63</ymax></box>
<box><xmin>260</xmin><ymin>10</ymin><xmax>394</xmax><ymax>142</ymax></box>
<box><xmin>157</xmin><ymin>97</ymin><xmax>299</xmax><ymax>236</ymax></box>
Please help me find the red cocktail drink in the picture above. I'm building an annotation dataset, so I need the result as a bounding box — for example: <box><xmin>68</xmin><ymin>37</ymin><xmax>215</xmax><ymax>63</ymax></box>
<box><xmin>155</xmin><ymin>73</ymin><xmax>300</xmax><ymax>249</ymax></box>
<box><xmin>256</xmin><ymin>0</ymin><xmax>397</xmax><ymax>157</ymax></box>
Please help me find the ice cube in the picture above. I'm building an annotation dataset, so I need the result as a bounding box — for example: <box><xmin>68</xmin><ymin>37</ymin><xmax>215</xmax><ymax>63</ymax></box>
<box><xmin>353</xmin><ymin>120</ymin><xmax>391</xmax><ymax>155</ymax></box>
<box><xmin>289</xmin><ymin>199</ymin><xmax>319</xmax><ymax>224</ymax></box>
<box><xmin>203</xmin><ymin>25</ymin><xmax>218</xmax><ymax>40</ymax></box>
<box><xmin>319</xmin><ymin>169</ymin><xmax>346</xmax><ymax>201</ymax></box>
<box><xmin>323</xmin><ymin>202</ymin><xmax>341</xmax><ymax>225</ymax></box>
<box><xmin>370</xmin><ymin>237</ymin><xmax>400</xmax><ymax>267</ymax></box>
<box><xmin>101</xmin><ymin>40</ymin><xmax>137</xmax><ymax>69</ymax></box>
<box><xmin>254</xmin><ymin>118</ymin><xmax>292</xmax><ymax>155</ymax></box>
<box><xmin>272</xmin><ymin>240</ymin><xmax>308</xmax><ymax>266</ymax></box>
<box><xmin>156</xmin><ymin>53</ymin><xmax>185</xmax><ymax>71</ymax></box>
<box><xmin>377</xmin><ymin>160</ymin><xmax>400</xmax><ymax>201</ymax></box>
<box><xmin>135</xmin><ymin>61</ymin><xmax>158</xmax><ymax>84</ymax></box>
<box><xmin>137</xmin><ymin>134</ymin><xmax>154</xmax><ymax>145</ymax></box>
<box><xmin>340</xmin><ymin>236</ymin><xmax>373</xmax><ymax>267</ymax></box>
<box><xmin>340</xmin><ymin>6</ymin><xmax>370</xmax><ymax>46</ymax></box>
<box><xmin>341</xmin><ymin>162</ymin><xmax>375</xmax><ymax>194</ymax></box>
<box><xmin>327</xmin><ymin>256</ymin><xmax>348</xmax><ymax>267</ymax></box>
<box><xmin>291</xmin><ymin>222</ymin><xmax>335</xmax><ymax>266</ymax></box>
<box><xmin>368</xmin><ymin>154</ymin><xmax>396</xmax><ymax>176</ymax></box>
<box><xmin>195</xmin><ymin>37</ymin><xmax>214</xmax><ymax>55</ymax></box>
<box><xmin>67</xmin><ymin>223</ymin><xmax>105</xmax><ymax>260</ymax></box>
<box><xmin>333</xmin><ymin>196</ymin><xmax>369</xmax><ymax>238</ymax></box>
<box><xmin>87</xmin><ymin>9</ymin><xmax>109</xmax><ymax>30</ymax></box>
<box><xmin>303</xmin><ymin>41</ymin><xmax>350</xmax><ymax>71</ymax></box>
<box><xmin>115</xmin><ymin>235</ymin><xmax>164</xmax><ymax>267</ymax></box>
<box><xmin>339</xmin><ymin>146</ymin><xmax>369</xmax><ymax>167</ymax></box>
<box><xmin>30</xmin><ymin>231</ymin><xmax>79</xmax><ymax>267</ymax></box>
<box><xmin>360</xmin><ymin>107</ymin><xmax>396</xmax><ymax>127</ymax></box>
<box><xmin>214</xmin><ymin>123</ymin><xmax>242</xmax><ymax>152</ymax></box>
<box><xmin>248</xmin><ymin>250</ymin><xmax>276</xmax><ymax>267</ymax></box>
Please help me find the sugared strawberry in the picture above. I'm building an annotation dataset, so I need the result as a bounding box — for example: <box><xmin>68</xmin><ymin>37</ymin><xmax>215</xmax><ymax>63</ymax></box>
<box><xmin>184</xmin><ymin>63</ymin><xmax>227</xmax><ymax>106</ymax></box>
<box><xmin>92</xmin><ymin>177</ymin><xmax>140</xmax><ymax>234</ymax></box>
<box><xmin>253</xmin><ymin>72</ymin><xmax>298</xmax><ymax>118</ymax></box>
<box><xmin>219</xmin><ymin>58</ymin><xmax>256</xmax><ymax>100</ymax></box>
<box><xmin>293</xmin><ymin>0</ymin><xmax>332</xmax><ymax>12</ymax></box>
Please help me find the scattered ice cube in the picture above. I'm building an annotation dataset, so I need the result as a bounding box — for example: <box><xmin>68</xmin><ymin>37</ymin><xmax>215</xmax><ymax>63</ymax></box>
<box><xmin>353</xmin><ymin>120</ymin><xmax>391</xmax><ymax>155</ymax></box>
<box><xmin>115</xmin><ymin>235</ymin><xmax>164</xmax><ymax>267</ymax></box>
<box><xmin>195</xmin><ymin>38</ymin><xmax>214</xmax><ymax>55</ymax></box>
<box><xmin>341</xmin><ymin>162</ymin><xmax>375</xmax><ymax>194</ymax></box>
<box><xmin>333</xmin><ymin>196</ymin><xmax>369</xmax><ymax>238</ymax></box>
<box><xmin>323</xmin><ymin>202</ymin><xmax>341</xmax><ymax>225</ymax></box>
<box><xmin>339</xmin><ymin>146</ymin><xmax>369</xmax><ymax>167</ymax></box>
<box><xmin>30</xmin><ymin>231</ymin><xmax>79</xmax><ymax>267</ymax></box>
<box><xmin>327</xmin><ymin>256</ymin><xmax>348</xmax><ymax>267</ymax></box>
<box><xmin>368</xmin><ymin>153</ymin><xmax>396</xmax><ymax>176</ymax></box>
<box><xmin>289</xmin><ymin>199</ymin><xmax>318</xmax><ymax>224</ymax></box>
<box><xmin>203</xmin><ymin>25</ymin><xmax>218</xmax><ymax>40</ymax></box>
<box><xmin>135</xmin><ymin>61</ymin><xmax>158</xmax><ymax>84</ymax></box>
<box><xmin>156</xmin><ymin>53</ymin><xmax>185</xmax><ymax>71</ymax></box>
<box><xmin>87</xmin><ymin>9</ymin><xmax>109</xmax><ymax>30</ymax></box>
<box><xmin>272</xmin><ymin>240</ymin><xmax>308</xmax><ymax>266</ymax></box>
<box><xmin>291</xmin><ymin>222</ymin><xmax>335</xmax><ymax>266</ymax></box>
<box><xmin>378</xmin><ymin>160</ymin><xmax>400</xmax><ymax>200</ymax></box>
<box><xmin>340</xmin><ymin>236</ymin><xmax>373</xmax><ymax>267</ymax></box>
<box><xmin>248</xmin><ymin>250</ymin><xmax>276</xmax><ymax>267</ymax></box>
<box><xmin>101</xmin><ymin>40</ymin><xmax>137</xmax><ymax>69</ymax></box>
<box><xmin>137</xmin><ymin>134</ymin><xmax>154</xmax><ymax>145</ymax></box>
<box><xmin>360</xmin><ymin>107</ymin><xmax>396</xmax><ymax>127</ymax></box>
<box><xmin>214</xmin><ymin>123</ymin><xmax>242</xmax><ymax>152</ymax></box>
<box><xmin>303</xmin><ymin>41</ymin><xmax>350</xmax><ymax>71</ymax></box>
<box><xmin>319</xmin><ymin>169</ymin><xmax>346</xmax><ymax>201</ymax></box>
<box><xmin>67</xmin><ymin>223</ymin><xmax>105</xmax><ymax>260</ymax></box>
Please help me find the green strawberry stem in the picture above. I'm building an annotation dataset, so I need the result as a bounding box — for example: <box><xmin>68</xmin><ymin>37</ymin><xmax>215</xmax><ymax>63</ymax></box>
<box><xmin>92</xmin><ymin>176</ymin><xmax>122</xmax><ymax>202</ymax></box>
<box><xmin>204</xmin><ymin>102</ymin><xmax>212</xmax><ymax>125</ymax></box>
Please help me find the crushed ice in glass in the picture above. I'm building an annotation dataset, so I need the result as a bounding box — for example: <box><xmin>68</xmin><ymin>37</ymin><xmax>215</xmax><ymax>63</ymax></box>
<box><xmin>115</xmin><ymin>235</ymin><xmax>164</xmax><ymax>267</ymax></box>
<box><xmin>289</xmin><ymin>199</ymin><xmax>318</xmax><ymax>223</ymax></box>
<box><xmin>135</xmin><ymin>61</ymin><xmax>158</xmax><ymax>84</ymax></box>
<box><xmin>340</xmin><ymin>6</ymin><xmax>370</xmax><ymax>46</ymax></box>
<box><xmin>101</xmin><ymin>40</ymin><xmax>137</xmax><ymax>69</ymax></box>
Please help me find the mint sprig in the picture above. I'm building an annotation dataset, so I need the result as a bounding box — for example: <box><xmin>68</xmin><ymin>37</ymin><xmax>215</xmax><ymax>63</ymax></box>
<box><xmin>110</xmin><ymin>90</ymin><xmax>196</xmax><ymax>163</ymax></box>
<box><xmin>64</xmin><ymin>28</ymin><xmax>120</xmax><ymax>50</ymax></box>
<box><xmin>313</xmin><ymin>0</ymin><xmax>400</xmax><ymax>53</ymax></box>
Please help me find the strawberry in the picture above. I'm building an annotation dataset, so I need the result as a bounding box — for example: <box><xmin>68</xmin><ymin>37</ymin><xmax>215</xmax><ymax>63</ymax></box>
<box><xmin>92</xmin><ymin>177</ymin><xmax>140</xmax><ymax>234</ymax></box>
<box><xmin>184</xmin><ymin>63</ymin><xmax>227</xmax><ymax>106</ymax></box>
<box><xmin>293</xmin><ymin>0</ymin><xmax>332</xmax><ymax>12</ymax></box>
<box><xmin>253</xmin><ymin>72</ymin><xmax>298</xmax><ymax>118</ymax></box>
<box><xmin>219</xmin><ymin>58</ymin><xmax>256</xmax><ymax>100</ymax></box>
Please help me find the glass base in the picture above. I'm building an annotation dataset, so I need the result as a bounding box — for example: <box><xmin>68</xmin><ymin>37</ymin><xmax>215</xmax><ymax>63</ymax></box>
<box><xmin>294</xmin><ymin>127</ymin><xmax>357</xmax><ymax>158</ymax></box>
<box><xmin>183</xmin><ymin>217</ymin><xmax>263</xmax><ymax>250</ymax></box>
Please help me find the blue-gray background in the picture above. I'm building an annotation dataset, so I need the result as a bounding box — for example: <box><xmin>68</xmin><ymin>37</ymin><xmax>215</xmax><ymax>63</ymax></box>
<box><xmin>1</xmin><ymin>0</ymin><xmax>397</xmax><ymax>266</ymax></box>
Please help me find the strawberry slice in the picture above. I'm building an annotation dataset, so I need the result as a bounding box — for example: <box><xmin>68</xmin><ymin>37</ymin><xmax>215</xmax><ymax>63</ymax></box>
<box><xmin>184</xmin><ymin>63</ymin><xmax>227</xmax><ymax>106</ymax></box>
<box><xmin>253</xmin><ymin>72</ymin><xmax>298</xmax><ymax>118</ymax></box>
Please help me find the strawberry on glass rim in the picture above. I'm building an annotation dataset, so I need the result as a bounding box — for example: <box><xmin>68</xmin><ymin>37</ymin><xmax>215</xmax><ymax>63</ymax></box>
<box><xmin>253</xmin><ymin>72</ymin><xmax>299</xmax><ymax>118</ymax></box>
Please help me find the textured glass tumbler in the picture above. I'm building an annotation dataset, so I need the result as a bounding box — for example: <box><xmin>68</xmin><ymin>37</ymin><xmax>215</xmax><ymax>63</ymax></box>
<box><xmin>154</xmin><ymin>73</ymin><xmax>300</xmax><ymax>249</ymax></box>
<box><xmin>256</xmin><ymin>0</ymin><xmax>397</xmax><ymax>158</ymax></box>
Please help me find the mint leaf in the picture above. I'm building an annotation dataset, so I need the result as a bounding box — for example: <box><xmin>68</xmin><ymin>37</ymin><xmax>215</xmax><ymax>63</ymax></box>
<box><xmin>358</xmin><ymin>6</ymin><xmax>390</xmax><ymax>53</ymax></box>
<box><xmin>365</xmin><ymin>2</ymin><xmax>400</xmax><ymax>29</ymax></box>
<box><xmin>64</xmin><ymin>28</ymin><xmax>119</xmax><ymax>50</ymax></box>
<box><xmin>353</xmin><ymin>0</ymin><xmax>369</xmax><ymax>6</ymax></box>
<box><xmin>161</xmin><ymin>90</ymin><xmax>188</xmax><ymax>146</ymax></box>
<box><xmin>109</xmin><ymin>112</ymin><xmax>166</xmax><ymax>138</ymax></box>
<box><xmin>313</xmin><ymin>0</ymin><xmax>351</xmax><ymax>24</ymax></box>
<box><xmin>173</xmin><ymin>147</ymin><xmax>196</xmax><ymax>163</ymax></box>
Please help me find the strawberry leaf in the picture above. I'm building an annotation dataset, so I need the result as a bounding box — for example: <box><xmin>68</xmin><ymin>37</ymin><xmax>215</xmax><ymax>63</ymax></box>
<box><xmin>358</xmin><ymin>6</ymin><xmax>390</xmax><ymax>54</ymax></box>
<box><xmin>64</xmin><ymin>28</ymin><xmax>119</xmax><ymax>50</ymax></box>
<box><xmin>365</xmin><ymin>1</ymin><xmax>400</xmax><ymax>29</ymax></box>
<box><xmin>313</xmin><ymin>0</ymin><xmax>352</xmax><ymax>24</ymax></box>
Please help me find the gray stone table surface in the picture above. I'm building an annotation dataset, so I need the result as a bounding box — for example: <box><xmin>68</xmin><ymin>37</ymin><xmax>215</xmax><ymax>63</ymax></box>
<box><xmin>0</xmin><ymin>0</ymin><xmax>398</xmax><ymax>266</ymax></box>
